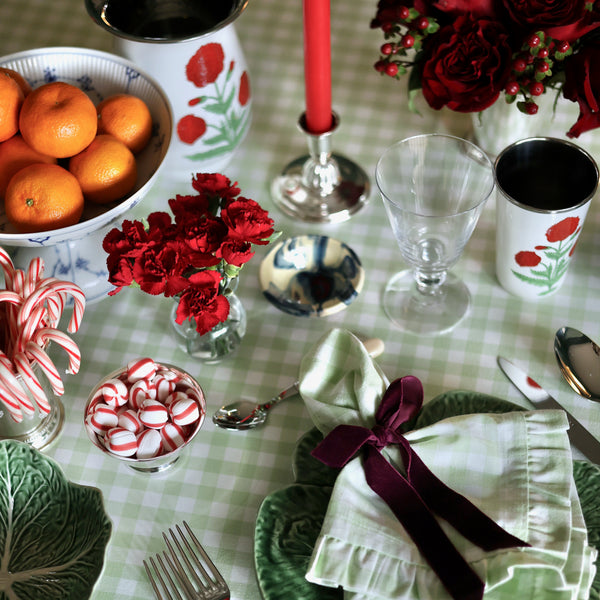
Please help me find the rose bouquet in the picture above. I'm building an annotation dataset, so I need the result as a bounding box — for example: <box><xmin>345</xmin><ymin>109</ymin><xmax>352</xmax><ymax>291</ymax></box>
<box><xmin>371</xmin><ymin>0</ymin><xmax>600</xmax><ymax>137</ymax></box>
<box><xmin>103</xmin><ymin>173</ymin><xmax>278</xmax><ymax>336</ymax></box>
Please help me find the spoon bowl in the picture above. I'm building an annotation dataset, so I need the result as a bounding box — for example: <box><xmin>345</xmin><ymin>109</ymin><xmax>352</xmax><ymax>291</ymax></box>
<box><xmin>213</xmin><ymin>335</ymin><xmax>385</xmax><ymax>430</ymax></box>
<box><xmin>554</xmin><ymin>327</ymin><xmax>600</xmax><ymax>401</ymax></box>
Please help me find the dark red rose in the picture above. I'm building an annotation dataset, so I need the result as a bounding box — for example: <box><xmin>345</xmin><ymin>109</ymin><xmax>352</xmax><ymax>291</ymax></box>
<box><xmin>546</xmin><ymin>217</ymin><xmax>580</xmax><ymax>242</ymax></box>
<box><xmin>501</xmin><ymin>0</ymin><xmax>600</xmax><ymax>41</ymax></box>
<box><xmin>371</xmin><ymin>0</ymin><xmax>431</xmax><ymax>29</ymax></box>
<box><xmin>433</xmin><ymin>0</ymin><xmax>497</xmax><ymax>17</ymax></box>
<box><xmin>191</xmin><ymin>173</ymin><xmax>241</xmax><ymax>200</ymax></box>
<box><xmin>175</xmin><ymin>271</ymin><xmax>230</xmax><ymax>335</ymax></box>
<box><xmin>177</xmin><ymin>115</ymin><xmax>207</xmax><ymax>144</ymax></box>
<box><xmin>217</xmin><ymin>238</ymin><xmax>255</xmax><ymax>267</ymax></box>
<box><xmin>132</xmin><ymin>243</ymin><xmax>189</xmax><ymax>296</ymax></box>
<box><xmin>238</xmin><ymin>71</ymin><xmax>251</xmax><ymax>106</ymax></box>
<box><xmin>515</xmin><ymin>251</ymin><xmax>542</xmax><ymax>267</ymax></box>
<box><xmin>186</xmin><ymin>43</ymin><xmax>225</xmax><ymax>88</ymax></box>
<box><xmin>420</xmin><ymin>14</ymin><xmax>512</xmax><ymax>112</ymax></box>
<box><xmin>220</xmin><ymin>198</ymin><xmax>274</xmax><ymax>245</ymax></box>
<box><xmin>564</xmin><ymin>44</ymin><xmax>600</xmax><ymax>137</ymax></box>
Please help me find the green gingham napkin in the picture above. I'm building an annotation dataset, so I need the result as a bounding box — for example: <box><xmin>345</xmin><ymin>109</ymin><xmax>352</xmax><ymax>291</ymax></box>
<box><xmin>298</xmin><ymin>328</ymin><xmax>597</xmax><ymax>600</ymax></box>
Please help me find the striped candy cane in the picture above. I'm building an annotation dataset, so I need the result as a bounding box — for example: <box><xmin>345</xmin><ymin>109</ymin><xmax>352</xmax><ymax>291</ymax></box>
<box><xmin>33</xmin><ymin>328</ymin><xmax>81</xmax><ymax>375</ymax></box>
<box><xmin>0</xmin><ymin>361</ymin><xmax>35</xmax><ymax>417</ymax></box>
<box><xmin>13</xmin><ymin>352</ymin><xmax>51</xmax><ymax>415</ymax></box>
<box><xmin>0</xmin><ymin>248</ymin><xmax>15</xmax><ymax>291</ymax></box>
<box><xmin>24</xmin><ymin>342</ymin><xmax>64</xmax><ymax>397</ymax></box>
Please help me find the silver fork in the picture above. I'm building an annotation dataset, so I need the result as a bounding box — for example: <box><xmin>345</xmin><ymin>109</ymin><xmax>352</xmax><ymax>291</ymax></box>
<box><xmin>143</xmin><ymin>521</ymin><xmax>230</xmax><ymax>600</ymax></box>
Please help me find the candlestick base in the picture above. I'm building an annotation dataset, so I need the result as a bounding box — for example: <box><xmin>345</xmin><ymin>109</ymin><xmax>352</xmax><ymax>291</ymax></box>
<box><xmin>271</xmin><ymin>113</ymin><xmax>370</xmax><ymax>223</ymax></box>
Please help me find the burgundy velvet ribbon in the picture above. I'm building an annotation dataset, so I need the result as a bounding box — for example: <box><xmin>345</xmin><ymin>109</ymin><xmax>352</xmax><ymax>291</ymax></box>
<box><xmin>311</xmin><ymin>376</ymin><xmax>530</xmax><ymax>600</ymax></box>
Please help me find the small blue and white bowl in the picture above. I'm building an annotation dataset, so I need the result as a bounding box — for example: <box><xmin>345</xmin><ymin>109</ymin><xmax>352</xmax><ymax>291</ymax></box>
<box><xmin>259</xmin><ymin>235</ymin><xmax>364</xmax><ymax>317</ymax></box>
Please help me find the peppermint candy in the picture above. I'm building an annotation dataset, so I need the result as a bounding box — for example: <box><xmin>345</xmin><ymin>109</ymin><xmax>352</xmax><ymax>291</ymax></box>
<box><xmin>86</xmin><ymin>359</ymin><xmax>205</xmax><ymax>461</ymax></box>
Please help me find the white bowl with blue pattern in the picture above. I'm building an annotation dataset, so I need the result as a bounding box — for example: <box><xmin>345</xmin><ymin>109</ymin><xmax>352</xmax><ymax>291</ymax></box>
<box><xmin>0</xmin><ymin>47</ymin><xmax>172</xmax><ymax>303</ymax></box>
<box><xmin>259</xmin><ymin>235</ymin><xmax>364</xmax><ymax>317</ymax></box>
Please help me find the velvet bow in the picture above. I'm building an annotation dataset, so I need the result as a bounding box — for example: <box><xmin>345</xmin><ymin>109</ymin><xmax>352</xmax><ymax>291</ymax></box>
<box><xmin>311</xmin><ymin>376</ymin><xmax>530</xmax><ymax>600</ymax></box>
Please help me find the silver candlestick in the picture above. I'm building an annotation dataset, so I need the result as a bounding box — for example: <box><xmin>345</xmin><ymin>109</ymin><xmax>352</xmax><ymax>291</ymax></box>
<box><xmin>271</xmin><ymin>112</ymin><xmax>370</xmax><ymax>223</ymax></box>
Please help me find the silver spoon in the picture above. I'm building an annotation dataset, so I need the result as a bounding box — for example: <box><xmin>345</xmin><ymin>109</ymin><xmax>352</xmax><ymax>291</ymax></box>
<box><xmin>212</xmin><ymin>336</ymin><xmax>385</xmax><ymax>430</ymax></box>
<box><xmin>554</xmin><ymin>326</ymin><xmax>600</xmax><ymax>401</ymax></box>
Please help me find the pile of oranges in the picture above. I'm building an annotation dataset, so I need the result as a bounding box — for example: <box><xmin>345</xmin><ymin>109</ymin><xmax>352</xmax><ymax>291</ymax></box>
<box><xmin>0</xmin><ymin>67</ymin><xmax>153</xmax><ymax>233</ymax></box>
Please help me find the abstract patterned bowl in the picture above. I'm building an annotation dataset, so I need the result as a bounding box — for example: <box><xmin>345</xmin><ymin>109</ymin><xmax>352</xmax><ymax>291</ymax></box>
<box><xmin>259</xmin><ymin>235</ymin><xmax>364</xmax><ymax>317</ymax></box>
<box><xmin>0</xmin><ymin>46</ymin><xmax>172</xmax><ymax>303</ymax></box>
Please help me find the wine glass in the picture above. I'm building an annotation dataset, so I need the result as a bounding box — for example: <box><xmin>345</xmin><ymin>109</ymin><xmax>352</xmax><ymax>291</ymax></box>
<box><xmin>375</xmin><ymin>134</ymin><xmax>494</xmax><ymax>335</ymax></box>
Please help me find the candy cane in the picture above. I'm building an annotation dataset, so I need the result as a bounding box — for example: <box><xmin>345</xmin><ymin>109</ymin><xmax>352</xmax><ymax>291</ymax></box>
<box><xmin>0</xmin><ymin>381</ymin><xmax>23</xmax><ymax>422</ymax></box>
<box><xmin>13</xmin><ymin>352</ymin><xmax>51</xmax><ymax>415</ymax></box>
<box><xmin>0</xmin><ymin>248</ymin><xmax>15</xmax><ymax>291</ymax></box>
<box><xmin>0</xmin><ymin>350</ymin><xmax>14</xmax><ymax>371</ymax></box>
<box><xmin>24</xmin><ymin>257</ymin><xmax>44</xmax><ymax>297</ymax></box>
<box><xmin>46</xmin><ymin>280</ymin><xmax>86</xmax><ymax>333</ymax></box>
<box><xmin>15</xmin><ymin>305</ymin><xmax>48</xmax><ymax>356</ymax></box>
<box><xmin>0</xmin><ymin>360</ymin><xmax>35</xmax><ymax>417</ymax></box>
<box><xmin>0</xmin><ymin>290</ymin><xmax>23</xmax><ymax>354</ymax></box>
<box><xmin>32</xmin><ymin>328</ymin><xmax>81</xmax><ymax>375</ymax></box>
<box><xmin>11</xmin><ymin>269</ymin><xmax>25</xmax><ymax>298</ymax></box>
<box><xmin>24</xmin><ymin>341</ymin><xmax>64</xmax><ymax>396</ymax></box>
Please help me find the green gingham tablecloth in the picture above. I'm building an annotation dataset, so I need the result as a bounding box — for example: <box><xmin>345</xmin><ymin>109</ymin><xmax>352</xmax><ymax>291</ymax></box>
<box><xmin>1</xmin><ymin>0</ymin><xmax>600</xmax><ymax>599</ymax></box>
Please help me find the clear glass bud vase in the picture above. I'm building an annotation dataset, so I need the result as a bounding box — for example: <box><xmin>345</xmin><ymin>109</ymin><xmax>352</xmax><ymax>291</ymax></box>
<box><xmin>169</xmin><ymin>282</ymin><xmax>247</xmax><ymax>363</ymax></box>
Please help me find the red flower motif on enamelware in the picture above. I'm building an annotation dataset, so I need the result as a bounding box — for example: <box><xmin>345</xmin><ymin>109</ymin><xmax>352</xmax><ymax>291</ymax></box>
<box><xmin>514</xmin><ymin>251</ymin><xmax>541</xmax><ymax>267</ymax></box>
<box><xmin>186</xmin><ymin>43</ymin><xmax>225</xmax><ymax>88</ymax></box>
<box><xmin>545</xmin><ymin>217</ymin><xmax>580</xmax><ymax>242</ymax></box>
<box><xmin>238</xmin><ymin>71</ymin><xmax>250</xmax><ymax>106</ymax></box>
<box><xmin>177</xmin><ymin>115</ymin><xmax>207</xmax><ymax>144</ymax></box>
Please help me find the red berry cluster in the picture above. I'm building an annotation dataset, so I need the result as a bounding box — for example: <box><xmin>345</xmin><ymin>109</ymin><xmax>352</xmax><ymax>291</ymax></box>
<box><xmin>373</xmin><ymin>7</ymin><xmax>439</xmax><ymax>78</ymax></box>
<box><xmin>504</xmin><ymin>31</ymin><xmax>572</xmax><ymax>115</ymax></box>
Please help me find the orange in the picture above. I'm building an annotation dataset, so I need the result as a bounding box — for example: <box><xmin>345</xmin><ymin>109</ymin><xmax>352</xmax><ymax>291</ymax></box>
<box><xmin>0</xmin><ymin>134</ymin><xmax>57</xmax><ymax>199</ymax></box>
<box><xmin>69</xmin><ymin>134</ymin><xmax>137</xmax><ymax>204</ymax></box>
<box><xmin>96</xmin><ymin>93</ymin><xmax>153</xmax><ymax>154</ymax></box>
<box><xmin>19</xmin><ymin>81</ymin><xmax>98</xmax><ymax>158</ymax></box>
<box><xmin>4</xmin><ymin>163</ymin><xmax>84</xmax><ymax>233</ymax></box>
<box><xmin>0</xmin><ymin>72</ymin><xmax>24</xmax><ymax>142</ymax></box>
<box><xmin>0</xmin><ymin>67</ymin><xmax>32</xmax><ymax>96</ymax></box>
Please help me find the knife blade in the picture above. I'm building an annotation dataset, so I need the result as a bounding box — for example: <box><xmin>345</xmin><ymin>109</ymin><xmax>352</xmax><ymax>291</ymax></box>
<box><xmin>497</xmin><ymin>356</ymin><xmax>600</xmax><ymax>464</ymax></box>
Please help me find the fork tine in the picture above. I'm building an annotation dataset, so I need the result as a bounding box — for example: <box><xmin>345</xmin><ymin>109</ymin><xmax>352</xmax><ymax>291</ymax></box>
<box><xmin>182</xmin><ymin>521</ymin><xmax>229</xmax><ymax>589</ymax></box>
<box><xmin>144</xmin><ymin>522</ymin><xmax>230</xmax><ymax>600</ymax></box>
<box><xmin>144</xmin><ymin>554</ymin><xmax>184</xmax><ymax>600</ymax></box>
<box><xmin>163</xmin><ymin>529</ymin><xmax>202</xmax><ymax>600</ymax></box>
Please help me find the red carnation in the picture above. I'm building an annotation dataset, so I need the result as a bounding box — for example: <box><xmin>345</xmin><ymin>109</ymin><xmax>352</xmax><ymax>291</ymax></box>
<box><xmin>220</xmin><ymin>198</ymin><xmax>275</xmax><ymax>245</ymax></box>
<box><xmin>515</xmin><ymin>251</ymin><xmax>542</xmax><ymax>267</ymax></box>
<box><xmin>176</xmin><ymin>271</ymin><xmax>230</xmax><ymax>335</ymax></box>
<box><xmin>545</xmin><ymin>217</ymin><xmax>580</xmax><ymax>243</ymax></box>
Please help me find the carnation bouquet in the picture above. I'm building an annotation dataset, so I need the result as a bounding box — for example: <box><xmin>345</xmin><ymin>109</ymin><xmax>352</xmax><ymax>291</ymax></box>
<box><xmin>103</xmin><ymin>173</ymin><xmax>278</xmax><ymax>336</ymax></box>
<box><xmin>371</xmin><ymin>0</ymin><xmax>600</xmax><ymax>137</ymax></box>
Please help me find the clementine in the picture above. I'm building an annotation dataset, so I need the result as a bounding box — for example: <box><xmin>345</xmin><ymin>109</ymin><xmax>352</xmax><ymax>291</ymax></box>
<box><xmin>69</xmin><ymin>134</ymin><xmax>137</xmax><ymax>204</ymax></box>
<box><xmin>0</xmin><ymin>67</ymin><xmax>32</xmax><ymax>96</ymax></box>
<box><xmin>0</xmin><ymin>71</ymin><xmax>24</xmax><ymax>142</ymax></box>
<box><xmin>4</xmin><ymin>163</ymin><xmax>84</xmax><ymax>233</ymax></box>
<box><xmin>19</xmin><ymin>81</ymin><xmax>98</xmax><ymax>158</ymax></box>
<box><xmin>96</xmin><ymin>93</ymin><xmax>153</xmax><ymax>154</ymax></box>
<box><xmin>0</xmin><ymin>134</ymin><xmax>57</xmax><ymax>199</ymax></box>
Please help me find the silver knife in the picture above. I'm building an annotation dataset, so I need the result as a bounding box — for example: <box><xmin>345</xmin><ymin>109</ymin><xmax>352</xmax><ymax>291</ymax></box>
<box><xmin>497</xmin><ymin>356</ymin><xmax>600</xmax><ymax>464</ymax></box>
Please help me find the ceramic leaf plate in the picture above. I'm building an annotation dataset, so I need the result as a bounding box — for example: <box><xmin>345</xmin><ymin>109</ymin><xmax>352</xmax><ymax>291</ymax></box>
<box><xmin>0</xmin><ymin>440</ymin><xmax>112</xmax><ymax>599</ymax></box>
<box><xmin>254</xmin><ymin>390</ymin><xmax>600</xmax><ymax>600</ymax></box>
<box><xmin>259</xmin><ymin>235</ymin><xmax>364</xmax><ymax>317</ymax></box>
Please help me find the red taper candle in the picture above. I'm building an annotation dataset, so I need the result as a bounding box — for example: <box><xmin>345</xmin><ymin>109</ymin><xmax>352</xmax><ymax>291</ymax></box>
<box><xmin>303</xmin><ymin>0</ymin><xmax>333</xmax><ymax>134</ymax></box>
